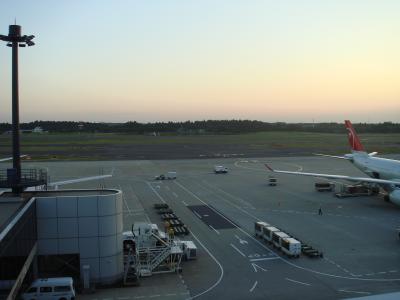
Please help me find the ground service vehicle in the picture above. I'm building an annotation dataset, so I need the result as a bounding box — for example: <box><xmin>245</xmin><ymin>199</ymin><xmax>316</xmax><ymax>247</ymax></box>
<box><xmin>167</xmin><ymin>172</ymin><xmax>177</xmax><ymax>179</ymax></box>
<box><xmin>272</xmin><ymin>231</ymin><xmax>290</xmax><ymax>248</ymax></box>
<box><xmin>214</xmin><ymin>166</ymin><xmax>228</xmax><ymax>174</ymax></box>
<box><xmin>268</xmin><ymin>176</ymin><xmax>277</xmax><ymax>186</ymax></box>
<box><xmin>254</xmin><ymin>221</ymin><xmax>270</xmax><ymax>237</ymax></box>
<box><xmin>180</xmin><ymin>241</ymin><xmax>197</xmax><ymax>260</ymax></box>
<box><xmin>281</xmin><ymin>237</ymin><xmax>301</xmax><ymax>257</ymax></box>
<box><xmin>262</xmin><ymin>226</ymin><xmax>280</xmax><ymax>243</ymax></box>
<box><xmin>21</xmin><ymin>277</ymin><xmax>75</xmax><ymax>300</ymax></box>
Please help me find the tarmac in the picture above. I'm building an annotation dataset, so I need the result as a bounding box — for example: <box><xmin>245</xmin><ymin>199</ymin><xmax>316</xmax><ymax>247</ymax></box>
<box><xmin>4</xmin><ymin>155</ymin><xmax>400</xmax><ymax>299</ymax></box>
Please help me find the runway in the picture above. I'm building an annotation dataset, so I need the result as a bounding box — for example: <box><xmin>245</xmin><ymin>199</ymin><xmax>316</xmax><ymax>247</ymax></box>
<box><xmin>9</xmin><ymin>156</ymin><xmax>400</xmax><ymax>299</ymax></box>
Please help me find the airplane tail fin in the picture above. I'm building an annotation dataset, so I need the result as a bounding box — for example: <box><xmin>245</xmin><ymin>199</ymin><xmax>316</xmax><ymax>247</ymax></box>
<box><xmin>344</xmin><ymin>120</ymin><xmax>365</xmax><ymax>152</ymax></box>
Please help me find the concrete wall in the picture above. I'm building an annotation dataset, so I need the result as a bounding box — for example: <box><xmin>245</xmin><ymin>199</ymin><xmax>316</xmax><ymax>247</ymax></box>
<box><xmin>35</xmin><ymin>190</ymin><xmax>123</xmax><ymax>284</ymax></box>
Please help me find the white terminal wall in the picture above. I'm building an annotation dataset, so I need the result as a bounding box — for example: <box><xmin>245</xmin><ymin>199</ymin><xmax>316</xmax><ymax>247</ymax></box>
<box><xmin>35</xmin><ymin>190</ymin><xmax>123</xmax><ymax>284</ymax></box>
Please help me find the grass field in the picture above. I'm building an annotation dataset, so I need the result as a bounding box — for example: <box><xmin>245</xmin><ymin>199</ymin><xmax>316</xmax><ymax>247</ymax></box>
<box><xmin>0</xmin><ymin>131</ymin><xmax>399</xmax><ymax>160</ymax></box>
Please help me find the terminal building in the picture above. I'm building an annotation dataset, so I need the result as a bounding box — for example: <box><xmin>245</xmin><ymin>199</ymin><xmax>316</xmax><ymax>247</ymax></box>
<box><xmin>0</xmin><ymin>189</ymin><xmax>123</xmax><ymax>299</ymax></box>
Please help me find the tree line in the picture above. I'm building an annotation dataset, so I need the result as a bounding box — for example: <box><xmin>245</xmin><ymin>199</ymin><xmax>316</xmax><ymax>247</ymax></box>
<box><xmin>0</xmin><ymin>120</ymin><xmax>399</xmax><ymax>134</ymax></box>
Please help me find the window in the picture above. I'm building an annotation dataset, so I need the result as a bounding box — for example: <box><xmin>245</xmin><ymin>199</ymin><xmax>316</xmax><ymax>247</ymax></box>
<box><xmin>27</xmin><ymin>287</ymin><xmax>37</xmax><ymax>293</ymax></box>
<box><xmin>40</xmin><ymin>286</ymin><xmax>52</xmax><ymax>293</ymax></box>
<box><xmin>54</xmin><ymin>286</ymin><xmax>71</xmax><ymax>292</ymax></box>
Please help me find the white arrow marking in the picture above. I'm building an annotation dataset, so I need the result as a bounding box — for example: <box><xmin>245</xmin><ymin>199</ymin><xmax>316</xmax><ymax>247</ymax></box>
<box><xmin>235</xmin><ymin>234</ymin><xmax>248</xmax><ymax>245</ymax></box>
<box><xmin>249</xmin><ymin>281</ymin><xmax>258</xmax><ymax>293</ymax></box>
<box><xmin>251</xmin><ymin>263</ymin><xmax>267</xmax><ymax>272</ymax></box>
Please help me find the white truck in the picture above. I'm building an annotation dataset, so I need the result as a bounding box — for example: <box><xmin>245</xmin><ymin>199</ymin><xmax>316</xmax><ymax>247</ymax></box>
<box><xmin>214</xmin><ymin>165</ymin><xmax>228</xmax><ymax>174</ymax></box>
<box><xmin>280</xmin><ymin>237</ymin><xmax>301</xmax><ymax>258</ymax></box>
<box><xmin>272</xmin><ymin>231</ymin><xmax>290</xmax><ymax>248</ymax></box>
<box><xmin>179</xmin><ymin>240</ymin><xmax>197</xmax><ymax>260</ymax></box>
<box><xmin>262</xmin><ymin>226</ymin><xmax>280</xmax><ymax>243</ymax></box>
<box><xmin>254</xmin><ymin>221</ymin><xmax>270</xmax><ymax>238</ymax></box>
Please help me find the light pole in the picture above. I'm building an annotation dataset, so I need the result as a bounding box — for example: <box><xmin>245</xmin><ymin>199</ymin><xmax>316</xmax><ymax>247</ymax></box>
<box><xmin>0</xmin><ymin>24</ymin><xmax>35</xmax><ymax>193</ymax></box>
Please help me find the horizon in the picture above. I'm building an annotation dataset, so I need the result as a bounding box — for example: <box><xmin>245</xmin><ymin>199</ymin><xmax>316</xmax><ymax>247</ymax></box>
<box><xmin>1</xmin><ymin>119</ymin><xmax>399</xmax><ymax>125</ymax></box>
<box><xmin>1</xmin><ymin>1</ymin><xmax>399</xmax><ymax>123</ymax></box>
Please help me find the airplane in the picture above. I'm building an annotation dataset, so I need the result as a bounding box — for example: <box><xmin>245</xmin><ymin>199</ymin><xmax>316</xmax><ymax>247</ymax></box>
<box><xmin>266</xmin><ymin>120</ymin><xmax>400</xmax><ymax>206</ymax></box>
<box><xmin>0</xmin><ymin>155</ymin><xmax>27</xmax><ymax>162</ymax></box>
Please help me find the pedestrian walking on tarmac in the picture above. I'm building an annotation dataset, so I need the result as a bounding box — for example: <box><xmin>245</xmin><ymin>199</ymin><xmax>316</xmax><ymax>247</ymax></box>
<box><xmin>318</xmin><ymin>207</ymin><xmax>323</xmax><ymax>215</ymax></box>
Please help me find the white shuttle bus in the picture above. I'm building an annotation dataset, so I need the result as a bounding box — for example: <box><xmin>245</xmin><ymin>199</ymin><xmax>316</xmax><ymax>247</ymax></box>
<box><xmin>254</xmin><ymin>221</ymin><xmax>270</xmax><ymax>237</ymax></box>
<box><xmin>262</xmin><ymin>226</ymin><xmax>280</xmax><ymax>243</ymax></box>
<box><xmin>281</xmin><ymin>237</ymin><xmax>301</xmax><ymax>258</ymax></box>
<box><xmin>272</xmin><ymin>231</ymin><xmax>290</xmax><ymax>248</ymax></box>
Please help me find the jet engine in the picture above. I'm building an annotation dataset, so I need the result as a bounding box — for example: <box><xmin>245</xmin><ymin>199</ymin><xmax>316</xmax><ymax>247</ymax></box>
<box><xmin>388</xmin><ymin>190</ymin><xmax>400</xmax><ymax>206</ymax></box>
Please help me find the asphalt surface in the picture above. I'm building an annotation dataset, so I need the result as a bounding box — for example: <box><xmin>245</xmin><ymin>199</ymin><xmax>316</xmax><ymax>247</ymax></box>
<box><xmin>3</xmin><ymin>156</ymin><xmax>400</xmax><ymax>299</ymax></box>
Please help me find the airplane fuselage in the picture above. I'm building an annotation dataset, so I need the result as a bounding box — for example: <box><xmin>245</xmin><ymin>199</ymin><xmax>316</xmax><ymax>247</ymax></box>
<box><xmin>352</xmin><ymin>153</ymin><xmax>400</xmax><ymax>191</ymax></box>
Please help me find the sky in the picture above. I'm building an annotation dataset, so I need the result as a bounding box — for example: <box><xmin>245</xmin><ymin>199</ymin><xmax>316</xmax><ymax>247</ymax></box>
<box><xmin>0</xmin><ymin>0</ymin><xmax>399</xmax><ymax>123</ymax></box>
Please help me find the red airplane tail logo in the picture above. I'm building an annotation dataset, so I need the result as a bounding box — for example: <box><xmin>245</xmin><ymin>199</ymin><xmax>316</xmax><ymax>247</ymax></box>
<box><xmin>344</xmin><ymin>120</ymin><xmax>364</xmax><ymax>152</ymax></box>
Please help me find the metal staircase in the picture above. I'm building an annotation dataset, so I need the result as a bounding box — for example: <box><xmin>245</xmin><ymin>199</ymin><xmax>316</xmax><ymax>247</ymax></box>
<box><xmin>123</xmin><ymin>248</ymin><xmax>139</xmax><ymax>285</ymax></box>
<box><xmin>138</xmin><ymin>244</ymin><xmax>172</xmax><ymax>276</ymax></box>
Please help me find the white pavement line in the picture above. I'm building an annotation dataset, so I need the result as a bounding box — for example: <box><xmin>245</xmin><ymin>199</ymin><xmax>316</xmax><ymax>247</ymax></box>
<box><xmin>250</xmin><ymin>257</ymin><xmax>280</xmax><ymax>262</ymax></box>
<box><xmin>193</xmin><ymin>211</ymin><xmax>202</xmax><ymax>219</ymax></box>
<box><xmin>117</xmin><ymin>297</ymin><xmax>130</xmax><ymax>300</ymax></box>
<box><xmin>249</xmin><ymin>281</ymin><xmax>258</xmax><ymax>293</ymax></box>
<box><xmin>251</xmin><ymin>263</ymin><xmax>267</xmax><ymax>272</ymax></box>
<box><xmin>165</xmin><ymin>294</ymin><xmax>177</xmax><ymax>297</ymax></box>
<box><xmin>174</xmin><ymin>181</ymin><xmax>276</xmax><ymax>256</ymax></box>
<box><xmin>189</xmin><ymin>231</ymin><xmax>224</xmax><ymax>300</ymax></box>
<box><xmin>133</xmin><ymin>297</ymin><xmax>145</xmax><ymax>299</ymax></box>
<box><xmin>209</xmin><ymin>225</ymin><xmax>220</xmax><ymax>235</ymax></box>
<box><xmin>146</xmin><ymin>181</ymin><xmax>166</xmax><ymax>203</ymax></box>
<box><xmin>119</xmin><ymin>184</ymin><xmax>133</xmax><ymax>216</ymax></box>
<box><xmin>149</xmin><ymin>295</ymin><xmax>161</xmax><ymax>298</ymax></box>
<box><xmin>181</xmin><ymin>200</ymin><xmax>188</xmax><ymax>206</ymax></box>
<box><xmin>285</xmin><ymin>278</ymin><xmax>312</xmax><ymax>286</ymax></box>
<box><xmin>173</xmin><ymin>192</ymin><xmax>179</xmax><ymax>198</ymax></box>
<box><xmin>338</xmin><ymin>289</ymin><xmax>371</xmax><ymax>295</ymax></box>
<box><xmin>230</xmin><ymin>243</ymin><xmax>246</xmax><ymax>257</ymax></box>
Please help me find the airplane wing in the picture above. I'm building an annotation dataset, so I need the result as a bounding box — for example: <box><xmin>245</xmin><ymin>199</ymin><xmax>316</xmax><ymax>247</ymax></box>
<box><xmin>0</xmin><ymin>155</ymin><xmax>27</xmax><ymax>162</ymax></box>
<box><xmin>265</xmin><ymin>164</ymin><xmax>400</xmax><ymax>186</ymax></box>
<box><xmin>48</xmin><ymin>174</ymin><xmax>112</xmax><ymax>188</ymax></box>
<box><xmin>313</xmin><ymin>153</ymin><xmax>350</xmax><ymax>160</ymax></box>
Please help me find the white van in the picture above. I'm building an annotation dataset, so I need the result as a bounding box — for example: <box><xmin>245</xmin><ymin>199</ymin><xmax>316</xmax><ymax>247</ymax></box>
<box><xmin>166</xmin><ymin>171</ymin><xmax>177</xmax><ymax>179</ymax></box>
<box><xmin>21</xmin><ymin>277</ymin><xmax>75</xmax><ymax>300</ymax></box>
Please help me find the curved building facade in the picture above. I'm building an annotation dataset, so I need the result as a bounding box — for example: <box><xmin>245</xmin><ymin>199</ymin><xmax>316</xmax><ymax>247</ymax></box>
<box><xmin>35</xmin><ymin>189</ymin><xmax>123</xmax><ymax>284</ymax></box>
